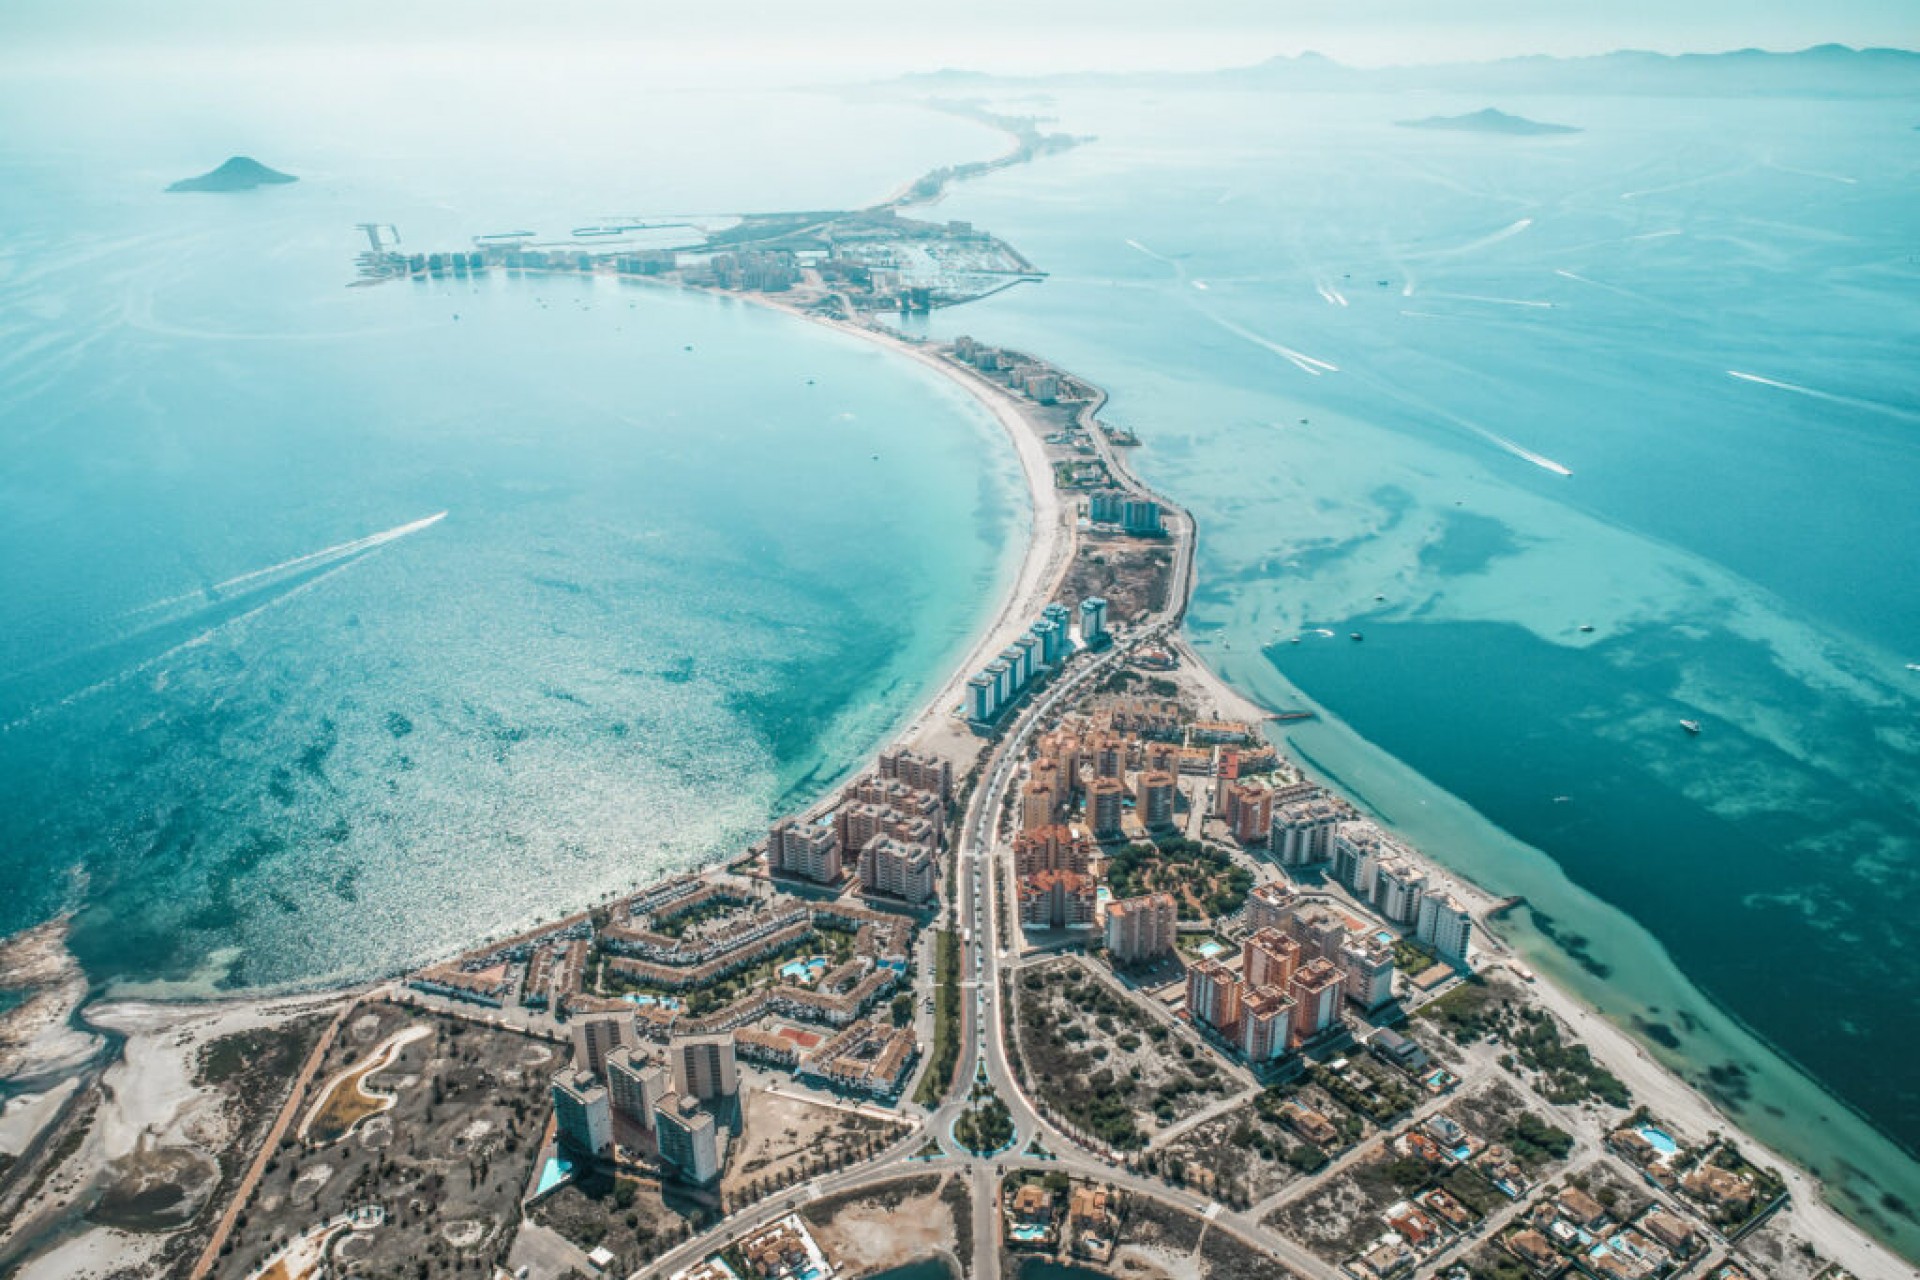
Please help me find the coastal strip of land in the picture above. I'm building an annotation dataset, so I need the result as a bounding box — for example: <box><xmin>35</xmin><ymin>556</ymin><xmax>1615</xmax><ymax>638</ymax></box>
<box><xmin>4</xmin><ymin>152</ymin><xmax>1918</xmax><ymax>1280</ymax></box>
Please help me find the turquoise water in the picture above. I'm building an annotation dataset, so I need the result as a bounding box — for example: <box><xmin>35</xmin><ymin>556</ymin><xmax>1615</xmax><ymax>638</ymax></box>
<box><xmin>0</xmin><ymin>63</ymin><xmax>1022</xmax><ymax>994</ymax></box>
<box><xmin>779</xmin><ymin>956</ymin><xmax>829</xmax><ymax>982</ymax></box>
<box><xmin>910</xmin><ymin>88</ymin><xmax>1920</xmax><ymax>1251</ymax></box>
<box><xmin>1194</xmin><ymin>939</ymin><xmax>1228</xmax><ymax>959</ymax></box>
<box><xmin>533</xmin><ymin>1152</ymin><xmax>575</xmax><ymax>1199</ymax></box>
<box><xmin>1639</xmin><ymin>1125</ymin><xmax>1680</xmax><ymax>1159</ymax></box>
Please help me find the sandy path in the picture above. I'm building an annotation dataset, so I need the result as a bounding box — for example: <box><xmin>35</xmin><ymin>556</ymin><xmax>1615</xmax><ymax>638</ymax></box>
<box><xmin>295</xmin><ymin>1023</ymin><xmax>431</xmax><ymax>1144</ymax></box>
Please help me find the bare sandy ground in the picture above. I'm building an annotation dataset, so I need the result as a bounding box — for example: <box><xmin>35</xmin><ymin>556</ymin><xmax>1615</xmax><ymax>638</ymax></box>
<box><xmin>0</xmin><ymin>918</ymin><xmax>99</xmax><ymax>1087</ymax></box>
<box><xmin>808</xmin><ymin>1173</ymin><xmax>959</xmax><ymax>1274</ymax></box>
<box><xmin>5</xmin><ymin>992</ymin><xmax>348</xmax><ymax>1280</ymax></box>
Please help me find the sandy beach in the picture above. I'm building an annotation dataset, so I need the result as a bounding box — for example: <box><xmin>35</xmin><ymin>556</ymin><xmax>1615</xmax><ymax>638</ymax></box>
<box><xmin>757</xmin><ymin>301</ymin><xmax>1913</xmax><ymax>1276</ymax></box>
<box><xmin>1</xmin><ymin>270</ymin><xmax>1912</xmax><ymax>1280</ymax></box>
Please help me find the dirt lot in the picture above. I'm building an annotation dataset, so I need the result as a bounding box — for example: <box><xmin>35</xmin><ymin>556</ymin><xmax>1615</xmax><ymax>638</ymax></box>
<box><xmin>723</xmin><ymin>1090</ymin><xmax>906</xmax><ymax>1199</ymax></box>
<box><xmin>803</xmin><ymin>1171</ymin><xmax>961</xmax><ymax>1276</ymax></box>
<box><xmin>1010</xmin><ymin>957</ymin><xmax>1231</xmax><ymax>1149</ymax></box>
<box><xmin>0</xmin><ymin>996</ymin><xmax>336</xmax><ymax>1280</ymax></box>
<box><xmin>217</xmin><ymin>1005</ymin><xmax>552</xmax><ymax>1280</ymax></box>
<box><xmin>1058</xmin><ymin>535</ymin><xmax>1174</xmax><ymax>624</ymax></box>
<box><xmin>1735</xmin><ymin>1210</ymin><xmax>1836</xmax><ymax>1280</ymax></box>
<box><xmin>1264</xmin><ymin>1147</ymin><xmax>1424</xmax><ymax>1263</ymax></box>
<box><xmin>1156</xmin><ymin>1105</ymin><xmax>1305</xmax><ymax>1208</ymax></box>
<box><xmin>531</xmin><ymin>1167</ymin><xmax>702</xmax><ymax>1274</ymax></box>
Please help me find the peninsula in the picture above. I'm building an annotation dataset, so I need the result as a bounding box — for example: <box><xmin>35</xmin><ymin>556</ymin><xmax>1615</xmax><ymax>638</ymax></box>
<box><xmin>166</xmin><ymin>156</ymin><xmax>298</xmax><ymax>193</ymax></box>
<box><xmin>1</xmin><ymin>136</ymin><xmax>1910</xmax><ymax>1280</ymax></box>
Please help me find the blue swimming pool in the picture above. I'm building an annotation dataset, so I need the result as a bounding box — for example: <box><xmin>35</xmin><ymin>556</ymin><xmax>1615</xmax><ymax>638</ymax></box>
<box><xmin>621</xmin><ymin>993</ymin><xmax>681</xmax><ymax>1010</ymax></box>
<box><xmin>1195</xmin><ymin>939</ymin><xmax>1227</xmax><ymax>958</ymax></box>
<box><xmin>779</xmin><ymin>956</ymin><xmax>829</xmax><ymax>982</ymax></box>
<box><xmin>534</xmin><ymin>1152</ymin><xmax>575</xmax><ymax>1198</ymax></box>
<box><xmin>1638</xmin><ymin>1125</ymin><xmax>1680</xmax><ymax>1157</ymax></box>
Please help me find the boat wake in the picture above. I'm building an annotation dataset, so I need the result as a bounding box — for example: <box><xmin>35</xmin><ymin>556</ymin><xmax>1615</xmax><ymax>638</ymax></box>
<box><xmin>1726</xmin><ymin>371</ymin><xmax>1920</xmax><ymax>425</ymax></box>
<box><xmin>1202</xmin><ymin>312</ymin><xmax>1340</xmax><ymax>377</ymax></box>
<box><xmin>5</xmin><ymin>512</ymin><xmax>449</xmax><ymax>731</ymax></box>
<box><xmin>127</xmin><ymin>512</ymin><xmax>448</xmax><ymax>618</ymax></box>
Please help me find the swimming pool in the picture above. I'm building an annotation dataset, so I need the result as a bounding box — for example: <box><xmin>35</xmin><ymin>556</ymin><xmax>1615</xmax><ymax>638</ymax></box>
<box><xmin>1010</xmin><ymin>1224</ymin><xmax>1050</xmax><ymax>1242</ymax></box>
<box><xmin>1638</xmin><ymin>1125</ymin><xmax>1680</xmax><ymax>1158</ymax></box>
<box><xmin>621</xmin><ymin>993</ymin><xmax>681</xmax><ymax>1010</ymax></box>
<box><xmin>1195</xmin><ymin>939</ymin><xmax>1228</xmax><ymax>959</ymax></box>
<box><xmin>779</xmin><ymin>956</ymin><xmax>829</xmax><ymax>983</ymax></box>
<box><xmin>533</xmin><ymin>1152</ymin><xmax>575</xmax><ymax>1198</ymax></box>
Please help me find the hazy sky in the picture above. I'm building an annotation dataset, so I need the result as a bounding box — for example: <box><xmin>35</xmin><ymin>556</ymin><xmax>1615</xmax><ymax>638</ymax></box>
<box><xmin>3</xmin><ymin>0</ymin><xmax>1916</xmax><ymax>77</ymax></box>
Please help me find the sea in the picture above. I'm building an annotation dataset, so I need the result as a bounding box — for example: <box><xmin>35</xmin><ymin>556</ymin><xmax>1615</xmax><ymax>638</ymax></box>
<box><xmin>905</xmin><ymin>86</ymin><xmax>1920</xmax><ymax>1250</ymax></box>
<box><xmin>3</xmin><ymin>54</ymin><xmax>1919</xmax><ymax>1258</ymax></box>
<box><xmin>0</xmin><ymin>57</ymin><xmax>1027</xmax><ymax>993</ymax></box>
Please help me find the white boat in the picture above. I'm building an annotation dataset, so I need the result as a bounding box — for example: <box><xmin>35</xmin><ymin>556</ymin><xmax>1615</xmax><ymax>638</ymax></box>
<box><xmin>1679</xmin><ymin>719</ymin><xmax>1702</xmax><ymax>735</ymax></box>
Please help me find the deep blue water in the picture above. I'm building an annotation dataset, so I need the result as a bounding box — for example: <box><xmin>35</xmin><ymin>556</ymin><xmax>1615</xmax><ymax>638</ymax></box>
<box><xmin>909</xmin><ymin>87</ymin><xmax>1920</xmax><ymax>1246</ymax></box>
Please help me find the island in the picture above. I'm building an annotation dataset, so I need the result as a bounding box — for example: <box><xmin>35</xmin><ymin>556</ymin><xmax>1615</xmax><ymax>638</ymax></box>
<box><xmin>166</xmin><ymin>156</ymin><xmax>298</xmax><ymax>193</ymax></box>
<box><xmin>1396</xmin><ymin>107</ymin><xmax>1582</xmax><ymax>135</ymax></box>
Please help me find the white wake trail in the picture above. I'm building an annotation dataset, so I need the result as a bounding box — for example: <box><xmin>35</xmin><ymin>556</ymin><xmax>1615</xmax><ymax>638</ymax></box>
<box><xmin>1727</xmin><ymin>371</ymin><xmax>1920</xmax><ymax>424</ymax></box>
<box><xmin>127</xmin><ymin>511</ymin><xmax>448</xmax><ymax>616</ymax></box>
<box><xmin>1204</xmin><ymin>313</ymin><xmax>1340</xmax><ymax>377</ymax></box>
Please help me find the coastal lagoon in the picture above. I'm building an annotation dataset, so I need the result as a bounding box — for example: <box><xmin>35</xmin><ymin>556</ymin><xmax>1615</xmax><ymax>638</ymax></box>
<box><xmin>911</xmin><ymin>88</ymin><xmax>1920</xmax><ymax>1247</ymax></box>
<box><xmin>0</xmin><ymin>62</ymin><xmax>1024</xmax><ymax>992</ymax></box>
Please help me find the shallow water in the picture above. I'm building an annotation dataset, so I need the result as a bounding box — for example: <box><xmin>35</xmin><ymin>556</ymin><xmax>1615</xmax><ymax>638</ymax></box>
<box><xmin>0</xmin><ymin>64</ymin><xmax>1024</xmax><ymax>993</ymax></box>
<box><xmin>911</xmin><ymin>86</ymin><xmax>1920</xmax><ymax>1251</ymax></box>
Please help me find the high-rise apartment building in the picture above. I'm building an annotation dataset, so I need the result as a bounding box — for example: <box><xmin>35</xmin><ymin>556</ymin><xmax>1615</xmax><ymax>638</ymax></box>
<box><xmin>878</xmin><ymin>747</ymin><xmax>952</xmax><ymax>804</ymax></box>
<box><xmin>1013</xmin><ymin>825</ymin><xmax>1091</xmax><ymax>876</ymax></box>
<box><xmin>571</xmin><ymin>1011</ymin><xmax>634</xmax><ymax>1079</ymax></box>
<box><xmin>1242</xmin><ymin>928</ymin><xmax>1303</xmax><ymax>992</ymax></box>
<box><xmin>653</xmin><ymin>1093</ymin><xmax>720</xmax><ymax>1185</ymax></box>
<box><xmin>1021</xmin><ymin>778</ymin><xmax>1058</xmax><ymax>832</ymax></box>
<box><xmin>1186</xmin><ymin>957</ymin><xmax>1242</xmax><ymax>1036</ymax></box>
<box><xmin>1340</xmin><ymin>938</ymin><xmax>1397</xmax><ymax>1011</ymax></box>
<box><xmin>670</xmin><ymin>1034</ymin><xmax>740</xmax><ymax>1103</ymax></box>
<box><xmin>858</xmin><ymin>836</ymin><xmax>937</xmax><ymax>904</ymax></box>
<box><xmin>1289</xmin><ymin>958</ymin><xmax>1345</xmax><ymax>1045</ymax></box>
<box><xmin>1245</xmin><ymin>879</ymin><xmax>1300</xmax><ymax>933</ymax></box>
<box><xmin>1079</xmin><ymin>596</ymin><xmax>1109</xmax><ymax>648</ymax></box>
<box><xmin>1416</xmin><ymin>890</ymin><xmax>1473</xmax><ymax>967</ymax></box>
<box><xmin>1088</xmin><ymin>776</ymin><xmax>1127</xmax><ymax>840</ymax></box>
<box><xmin>551</xmin><ymin>1070</ymin><xmax>613</xmax><ymax>1156</ymax></box>
<box><xmin>1017</xmin><ymin>870</ymin><xmax>1097</xmax><ymax>929</ymax></box>
<box><xmin>769</xmin><ymin>818</ymin><xmax>842</xmax><ymax>884</ymax></box>
<box><xmin>1226</xmin><ymin>782</ymin><xmax>1275</xmax><ymax>846</ymax></box>
<box><xmin>1240</xmin><ymin>986</ymin><xmax>1296</xmax><ymax>1065</ymax></box>
<box><xmin>1372</xmin><ymin>857</ymin><xmax>1428</xmax><ymax>925</ymax></box>
<box><xmin>606</xmin><ymin>1046</ymin><xmax>672</xmax><ymax>1125</ymax></box>
<box><xmin>1271</xmin><ymin>795</ymin><xmax>1344</xmax><ymax>866</ymax></box>
<box><xmin>1104</xmin><ymin>892</ymin><xmax>1177</xmax><ymax>965</ymax></box>
<box><xmin>1135</xmin><ymin>770</ymin><xmax>1177</xmax><ymax>830</ymax></box>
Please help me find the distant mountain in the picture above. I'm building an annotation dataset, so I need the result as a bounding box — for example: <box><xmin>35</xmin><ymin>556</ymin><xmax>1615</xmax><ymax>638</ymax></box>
<box><xmin>167</xmin><ymin>156</ymin><xmax>297</xmax><ymax>193</ymax></box>
<box><xmin>888</xmin><ymin>44</ymin><xmax>1920</xmax><ymax>98</ymax></box>
<box><xmin>1398</xmin><ymin>108</ymin><xmax>1580</xmax><ymax>135</ymax></box>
